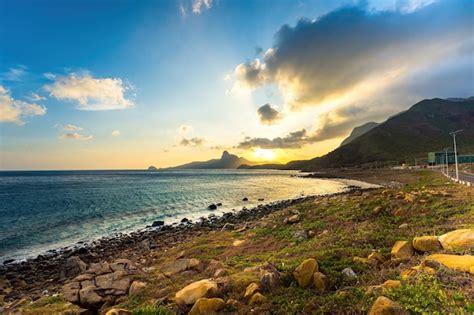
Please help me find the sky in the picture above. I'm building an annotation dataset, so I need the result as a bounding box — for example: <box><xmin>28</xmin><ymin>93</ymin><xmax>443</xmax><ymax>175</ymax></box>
<box><xmin>0</xmin><ymin>0</ymin><xmax>473</xmax><ymax>170</ymax></box>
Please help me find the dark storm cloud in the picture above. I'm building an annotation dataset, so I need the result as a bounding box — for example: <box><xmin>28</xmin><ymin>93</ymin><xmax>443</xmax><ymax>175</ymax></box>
<box><xmin>234</xmin><ymin>0</ymin><xmax>473</xmax><ymax>109</ymax></box>
<box><xmin>257</xmin><ymin>103</ymin><xmax>283</xmax><ymax>125</ymax></box>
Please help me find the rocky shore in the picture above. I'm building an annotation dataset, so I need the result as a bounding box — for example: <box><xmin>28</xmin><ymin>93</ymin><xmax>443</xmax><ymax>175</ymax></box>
<box><xmin>2</xmin><ymin>169</ymin><xmax>473</xmax><ymax>314</ymax></box>
<box><xmin>0</xmin><ymin>184</ymin><xmax>370</xmax><ymax>306</ymax></box>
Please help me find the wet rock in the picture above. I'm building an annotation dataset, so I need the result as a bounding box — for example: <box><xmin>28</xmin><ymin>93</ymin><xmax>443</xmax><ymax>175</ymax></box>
<box><xmin>242</xmin><ymin>197</ymin><xmax>249</xmax><ymax>202</ymax></box>
<box><xmin>293</xmin><ymin>258</ymin><xmax>318</xmax><ymax>288</ymax></box>
<box><xmin>390</xmin><ymin>241</ymin><xmax>414</xmax><ymax>260</ymax></box>
<box><xmin>208</xmin><ymin>204</ymin><xmax>217</xmax><ymax>210</ymax></box>
<box><xmin>60</xmin><ymin>256</ymin><xmax>87</xmax><ymax>280</ymax></box>
<box><xmin>181</xmin><ymin>218</ymin><xmax>189</xmax><ymax>223</ymax></box>
<box><xmin>174</xmin><ymin>279</ymin><xmax>218</xmax><ymax>305</ymax></box>
<box><xmin>189</xmin><ymin>297</ymin><xmax>225</xmax><ymax>315</ymax></box>
<box><xmin>152</xmin><ymin>220</ymin><xmax>165</xmax><ymax>227</ymax></box>
<box><xmin>438</xmin><ymin>229</ymin><xmax>474</xmax><ymax>250</ymax></box>
<box><xmin>412</xmin><ymin>236</ymin><xmax>441</xmax><ymax>253</ymax></box>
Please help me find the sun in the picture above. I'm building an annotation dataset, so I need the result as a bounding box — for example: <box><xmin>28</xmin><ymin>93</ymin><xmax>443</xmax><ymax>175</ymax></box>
<box><xmin>253</xmin><ymin>148</ymin><xmax>276</xmax><ymax>161</ymax></box>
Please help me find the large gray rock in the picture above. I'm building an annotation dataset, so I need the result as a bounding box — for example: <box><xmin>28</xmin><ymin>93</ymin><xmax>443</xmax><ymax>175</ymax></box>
<box><xmin>60</xmin><ymin>256</ymin><xmax>87</xmax><ymax>280</ymax></box>
<box><xmin>62</xmin><ymin>259</ymin><xmax>140</xmax><ymax>310</ymax></box>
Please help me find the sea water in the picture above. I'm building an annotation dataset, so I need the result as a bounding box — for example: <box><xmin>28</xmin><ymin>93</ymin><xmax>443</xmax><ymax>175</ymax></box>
<box><xmin>0</xmin><ymin>169</ymin><xmax>373</xmax><ymax>262</ymax></box>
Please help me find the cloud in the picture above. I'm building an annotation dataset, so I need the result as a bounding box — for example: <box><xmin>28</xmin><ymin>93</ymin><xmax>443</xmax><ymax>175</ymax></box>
<box><xmin>0</xmin><ymin>85</ymin><xmax>47</xmax><ymax>125</ymax></box>
<box><xmin>1</xmin><ymin>66</ymin><xmax>28</xmax><ymax>82</ymax></box>
<box><xmin>43</xmin><ymin>72</ymin><xmax>56</xmax><ymax>80</ymax></box>
<box><xmin>179</xmin><ymin>137</ymin><xmax>206</xmax><ymax>146</ymax></box>
<box><xmin>111</xmin><ymin>130</ymin><xmax>121</xmax><ymax>136</ymax></box>
<box><xmin>44</xmin><ymin>73</ymin><xmax>134</xmax><ymax>111</ymax></box>
<box><xmin>63</xmin><ymin>124</ymin><xmax>83</xmax><ymax>131</ymax></box>
<box><xmin>257</xmin><ymin>103</ymin><xmax>283</xmax><ymax>125</ymax></box>
<box><xmin>192</xmin><ymin>0</ymin><xmax>212</xmax><ymax>14</ymax></box>
<box><xmin>179</xmin><ymin>124</ymin><xmax>193</xmax><ymax>134</ymax></box>
<box><xmin>26</xmin><ymin>92</ymin><xmax>47</xmax><ymax>101</ymax></box>
<box><xmin>179</xmin><ymin>3</ymin><xmax>187</xmax><ymax>17</ymax></box>
<box><xmin>232</xmin><ymin>0</ymin><xmax>473</xmax><ymax>110</ymax></box>
<box><xmin>59</xmin><ymin>133</ymin><xmax>93</xmax><ymax>141</ymax></box>
<box><xmin>238</xmin><ymin>129</ymin><xmax>308</xmax><ymax>149</ymax></box>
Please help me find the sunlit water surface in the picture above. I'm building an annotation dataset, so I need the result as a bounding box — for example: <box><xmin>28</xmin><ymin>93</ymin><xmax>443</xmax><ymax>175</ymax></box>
<box><xmin>0</xmin><ymin>169</ymin><xmax>375</xmax><ymax>262</ymax></box>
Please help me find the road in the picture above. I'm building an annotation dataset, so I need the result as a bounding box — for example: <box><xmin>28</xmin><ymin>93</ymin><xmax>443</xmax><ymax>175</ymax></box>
<box><xmin>447</xmin><ymin>170</ymin><xmax>474</xmax><ymax>185</ymax></box>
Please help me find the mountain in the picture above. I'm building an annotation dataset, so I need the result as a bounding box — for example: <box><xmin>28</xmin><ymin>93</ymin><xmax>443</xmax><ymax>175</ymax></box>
<box><xmin>288</xmin><ymin>98</ymin><xmax>474</xmax><ymax>170</ymax></box>
<box><xmin>158</xmin><ymin>151</ymin><xmax>259</xmax><ymax>170</ymax></box>
<box><xmin>340</xmin><ymin>122</ymin><xmax>378</xmax><ymax>147</ymax></box>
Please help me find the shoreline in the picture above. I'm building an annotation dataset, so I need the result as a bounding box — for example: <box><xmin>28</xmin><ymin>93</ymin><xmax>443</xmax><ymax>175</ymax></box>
<box><xmin>0</xmin><ymin>180</ymin><xmax>376</xmax><ymax>303</ymax></box>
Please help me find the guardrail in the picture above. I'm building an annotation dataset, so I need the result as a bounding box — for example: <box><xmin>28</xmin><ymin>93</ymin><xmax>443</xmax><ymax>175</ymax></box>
<box><xmin>442</xmin><ymin>172</ymin><xmax>472</xmax><ymax>187</ymax></box>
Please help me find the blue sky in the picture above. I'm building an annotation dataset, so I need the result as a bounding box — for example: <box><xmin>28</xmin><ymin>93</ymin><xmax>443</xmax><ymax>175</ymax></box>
<box><xmin>1</xmin><ymin>0</ymin><xmax>473</xmax><ymax>169</ymax></box>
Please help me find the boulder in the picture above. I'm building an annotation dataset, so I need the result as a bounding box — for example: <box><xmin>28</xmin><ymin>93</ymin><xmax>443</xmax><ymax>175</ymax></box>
<box><xmin>189</xmin><ymin>297</ymin><xmax>225</xmax><ymax>315</ymax></box>
<box><xmin>293</xmin><ymin>258</ymin><xmax>318</xmax><ymax>288</ymax></box>
<box><xmin>438</xmin><ymin>229</ymin><xmax>474</xmax><ymax>251</ymax></box>
<box><xmin>129</xmin><ymin>281</ymin><xmax>146</xmax><ymax>296</ymax></box>
<box><xmin>79</xmin><ymin>285</ymin><xmax>103</xmax><ymax>308</ymax></box>
<box><xmin>249</xmin><ymin>292</ymin><xmax>266</xmax><ymax>305</ymax></box>
<box><xmin>285</xmin><ymin>214</ymin><xmax>301</xmax><ymax>224</ymax></box>
<box><xmin>105</xmin><ymin>308</ymin><xmax>132</xmax><ymax>315</ymax></box>
<box><xmin>60</xmin><ymin>256</ymin><xmax>87</xmax><ymax>280</ymax></box>
<box><xmin>400</xmin><ymin>265</ymin><xmax>436</xmax><ymax>280</ymax></box>
<box><xmin>208</xmin><ymin>204</ymin><xmax>217</xmax><ymax>210</ymax></box>
<box><xmin>152</xmin><ymin>220</ymin><xmax>165</xmax><ymax>227</ymax></box>
<box><xmin>62</xmin><ymin>259</ymin><xmax>140</xmax><ymax>309</ymax></box>
<box><xmin>368</xmin><ymin>252</ymin><xmax>386</xmax><ymax>264</ymax></box>
<box><xmin>174</xmin><ymin>279</ymin><xmax>218</xmax><ymax>305</ymax></box>
<box><xmin>161</xmin><ymin>258</ymin><xmax>200</xmax><ymax>276</ymax></box>
<box><xmin>312</xmin><ymin>272</ymin><xmax>327</xmax><ymax>292</ymax></box>
<box><xmin>368</xmin><ymin>296</ymin><xmax>406</xmax><ymax>315</ymax></box>
<box><xmin>213</xmin><ymin>269</ymin><xmax>228</xmax><ymax>278</ymax></box>
<box><xmin>390</xmin><ymin>241</ymin><xmax>414</xmax><ymax>260</ymax></box>
<box><xmin>341</xmin><ymin>267</ymin><xmax>357</xmax><ymax>280</ymax></box>
<box><xmin>63</xmin><ymin>281</ymin><xmax>80</xmax><ymax>304</ymax></box>
<box><xmin>425</xmin><ymin>254</ymin><xmax>474</xmax><ymax>274</ymax></box>
<box><xmin>244</xmin><ymin>282</ymin><xmax>260</xmax><ymax>299</ymax></box>
<box><xmin>367</xmin><ymin>280</ymin><xmax>402</xmax><ymax>295</ymax></box>
<box><xmin>412</xmin><ymin>236</ymin><xmax>441</xmax><ymax>253</ymax></box>
<box><xmin>292</xmin><ymin>230</ymin><xmax>309</xmax><ymax>240</ymax></box>
<box><xmin>260</xmin><ymin>270</ymin><xmax>280</xmax><ymax>292</ymax></box>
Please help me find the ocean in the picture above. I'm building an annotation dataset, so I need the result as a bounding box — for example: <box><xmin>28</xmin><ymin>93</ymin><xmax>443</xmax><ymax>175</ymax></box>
<box><xmin>0</xmin><ymin>169</ymin><xmax>372</xmax><ymax>263</ymax></box>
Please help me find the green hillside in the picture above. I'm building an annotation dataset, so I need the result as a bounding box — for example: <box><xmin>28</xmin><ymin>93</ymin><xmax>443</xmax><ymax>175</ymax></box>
<box><xmin>294</xmin><ymin>98</ymin><xmax>474</xmax><ymax>170</ymax></box>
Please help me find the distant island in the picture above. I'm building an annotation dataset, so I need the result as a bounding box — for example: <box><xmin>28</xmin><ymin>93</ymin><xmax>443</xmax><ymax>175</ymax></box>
<box><xmin>148</xmin><ymin>150</ymin><xmax>282</xmax><ymax>170</ymax></box>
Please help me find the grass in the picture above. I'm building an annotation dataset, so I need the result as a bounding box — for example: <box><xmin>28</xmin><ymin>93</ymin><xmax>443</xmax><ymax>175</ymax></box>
<box><xmin>14</xmin><ymin>170</ymin><xmax>474</xmax><ymax>314</ymax></box>
<box><xmin>384</xmin><ymin>276</ymin><xmax>471</xmax><ymax>314</ymax></box>
<box><xmin>132</xmin><ymin>305</ymin><xmax>175</xmax><ymax>315</ymax></box>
